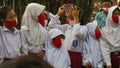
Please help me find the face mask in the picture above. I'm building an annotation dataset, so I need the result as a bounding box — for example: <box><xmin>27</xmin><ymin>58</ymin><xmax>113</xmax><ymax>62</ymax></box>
<box><xmin>52</xmin><ymin>38</ymin><xmax>62</xmax><ymax>48</ymax></box>
<box><xmin>66</xmin><ymin>17</ymin><xmax>70</xmax><ymax>24</ymax></box>
<box><xmin>66</xmin><ymin>17</ymin><xmax>74</xmax><ymax>26</ymax></box>
<box><xmin>102</xmin><ymin>6</ymin><xmax>110</xmax><ymax>12</ymax></box>
<box><xmin>95</xmin><ymin>30</ymin><xmax>101</xmax><ymax>39</ymax></box>
<box><xmin>69</xmin><ymin>20</ymin><xmax>74</xmax><ymax>26</ymax></box>
<box><xmin>38</xmin><ymin>13</ymin><xmax>45</xmax><ymax>27</ymax></box>
<box><xmin>112</xmin><ymin>16</ymin><xmax>119</xmax><ymax>24</ymax></box>
<box><xmin>5</xmin><ymin>20</ymin><xmax>17</xmax><ymax>28</ymax></box>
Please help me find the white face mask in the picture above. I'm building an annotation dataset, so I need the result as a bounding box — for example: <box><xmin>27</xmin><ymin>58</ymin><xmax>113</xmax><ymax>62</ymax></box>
<box><xmin>102</xmin><ymin>7</ymin><xmax>110</xmax><ymax>12</ymax></box>
<box><xmin>102</xmin><ymin>6</ymin><xmax>110</xmax><ymax>12</ymax></box>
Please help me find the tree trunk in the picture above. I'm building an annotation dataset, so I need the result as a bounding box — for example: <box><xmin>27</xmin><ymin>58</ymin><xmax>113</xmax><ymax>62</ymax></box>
<box><xmin>0</xmin><ymin>0</ymin><xmax>94</xmax><ymax>28</ymax></box>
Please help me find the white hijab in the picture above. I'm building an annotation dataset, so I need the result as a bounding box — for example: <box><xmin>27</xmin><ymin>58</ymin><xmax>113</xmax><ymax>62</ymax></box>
<box><xmin>21</xmin><ymin>3</ymin><xmax>47</xmax><ymax>46</ymax></box>
<box><xmin>102</xmin><ymin>6</ymin><xmax>120</xmax><ymax>47</ymax></box>
<box><xmin>45</xmin><ymin>28</ymin><xmax>70</xmax><ymax>68</ymax></box>
<box><xmin>86</xmin><ymin>21</ymin><xmax>98</xmax><ymax>38</ymax></box>
<box><xmin>103</xmin><ymin>6</ymin><xmax>119</xmax><ymax>33</ymax></box>
<box><xmin>86</xmin><ymin>21</ymin><xmax>102</xmax><ymax>67</ymax></box>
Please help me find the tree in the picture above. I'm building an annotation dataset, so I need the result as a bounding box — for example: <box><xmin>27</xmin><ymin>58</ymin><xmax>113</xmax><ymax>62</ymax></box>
<box><xmin>0</xmin><ymin>0</ymin><xmax>94</xmax><ymax>28</ymax></box>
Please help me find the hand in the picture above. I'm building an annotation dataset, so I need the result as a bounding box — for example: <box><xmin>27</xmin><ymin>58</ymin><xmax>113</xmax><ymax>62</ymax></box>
<box><xmin>37</xmin><ymin>50</ymin><xmax>45</xmax><ymax>58</ymax></box>
<box><xmin>57</xmin><ymin>4</ymin><xmax>65</xmax><ymax>16</ymax></box>
<box><xmin>43</xmin><ymin>10</ymin><xmax>50</xmax><ymax>15</ymax></box>
<box><xmin>69</xmin><ymin>6</ymin><xmax>80</xmax><ymax>24</ymax></box>
<box><xmin>85</xmin><ymin>61</ymin><xmax>92</xmax><ymax>68</ymax></box>
<box><xmin>117</xmin><ymin>0</ymin><xmax>120</xmax><ymax>7</ymax></box>
<box><xmin>107</xmin><ymin>65</ymin><xmax>112</xmax><ymax>68</ymax></box>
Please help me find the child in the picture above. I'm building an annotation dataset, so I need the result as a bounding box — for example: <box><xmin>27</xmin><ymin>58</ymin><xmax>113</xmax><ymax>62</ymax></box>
<box><xmin>95</xmin><ymin>0</ymin><xmax>112</xmax><ymax>29</ymax></box>
<box><xmin>100</xmin><ymin>6</ymin><xmax>120</xmax><ymax>68</ymax></box>
<box><xmin>21</xmin><ymin>3</ymin><xmax>47</xmax><ymax>58</ymax></box>
<box><xmin>45</xmin><ymin>28</ymin><xmax>71</xmax><ymax>68</ymax></box>
<box><xmin>0</xmin><ymin>6</ymin><xmax>28</xmax><ymax>63</ymax></box>
<box><xmin>48</xmin><ymin>5</ymin><xmax>87</xmax><ymax>68</ymax></box>
<box><xmin>83</xmin><ymin>21</ymin><xmax>103</xmax><ymax>68</ymax></box>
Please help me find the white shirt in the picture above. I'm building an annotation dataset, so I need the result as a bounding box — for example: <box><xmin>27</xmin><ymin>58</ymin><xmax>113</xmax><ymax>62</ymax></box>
<box><xmin>0</xmin><ymin>26</ymin><xmax>28</xmax><ymax>63</ymax></box>
<box><xmin>83</xmin><ymin>21</ymin><xmax>103</xmax><ymax>68</ymax></box>
<box><xmin>45</xmin><ymin>28</ymin><xmax>71</xmax><ymax>68</ymax></box>
<box><xmin>21</xmin><ymin>3</ymin><xmax>47</xmax><ymax>53</ymax></box>
<box><xmin>100</xmin><ymin>27</ymin><xmax>120</xmax><ymax>66</ymax></box>
<box><xmin>100</xmin><ymin>6</ymin><xmax>120</xmax><ymax>66</ymax></box>
<box><xmin>48</xmin><ymin>15</ymin><xmax>87</xmax><ymax>52</ymax></box>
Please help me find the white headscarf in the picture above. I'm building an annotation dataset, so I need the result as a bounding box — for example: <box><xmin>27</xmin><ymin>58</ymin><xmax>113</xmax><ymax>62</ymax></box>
<box><xmin>45</xmin><ymin>28</ymin><xmax>70</xmax><ymax>68</ymax></box>
<box><xmin>86</xmin><ymin>21</ymin><xmax>103</xmax><ymax>67</ymax></box>
<box><xmin>102</xmin><ymin>6</ymin><xmax>120</xmax><ymax>47</ymax></box>
<box><xmin>21</xmin><ymin>3</ymin><xmax>47</xmax><ymax>46</ymax></box>
<box><xmin>103</xmin><ymin>6</ymin><xmax>119</xmax><ymax>33</ymax></box>
<box><xmin>86</xmin><ymin>21</ymin><xmax>98</xmax><ymax>38</ymax></box>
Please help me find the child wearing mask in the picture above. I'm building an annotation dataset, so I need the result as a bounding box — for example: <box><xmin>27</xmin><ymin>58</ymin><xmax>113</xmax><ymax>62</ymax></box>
<box><xmin>45</xmin><ymin>28</ymin><xmax>71</xmax><ymax>68</ymax></box>
<box><xmin>82</xmin><ymin>21</ymin><xmax>103</xmax><ymax>68</ymax></box>
<box><xmin>100</xmin><ymin>6</ymin><xmax>120</xmax><ymax>68</ymax></box>
<box><xmin>48</xmin><ymin>4</ymin><xmax>87</xmax><ymax>68</ymax></box>
<box><xmin>0</xmin><ymin>6</ymin><xmax>28</xmax><ymax>63</ymax></box>
<box><xmin>21</xmin><ymin>3</ymin><xmax>48</xmax><ymax>58</ymax></box>
<box><xmin>95</xmin><ymin>0</ymin><xmax>112</xmax><ymax>29</ymax></box>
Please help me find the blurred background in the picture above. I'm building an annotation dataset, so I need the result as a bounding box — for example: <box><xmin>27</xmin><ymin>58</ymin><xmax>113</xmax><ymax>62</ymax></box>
<box><xmin>0</xmin><ymin>0</ymin><xmax>117</xmax><ymax>29</ymax></box>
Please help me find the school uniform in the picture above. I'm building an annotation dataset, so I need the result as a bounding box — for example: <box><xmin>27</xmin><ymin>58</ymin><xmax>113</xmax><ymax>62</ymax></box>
<box><xmin>48</xmin><ymin>15</ymin><xmax>88</xmax><ymax>68</ymax></box>
<box><xmin>45</xmin><ymin>28</ymin><xmax>71</xmax><ymax>68</ymax></box>
<box><xmin>83</xmin><ymin>21</ymin><xmax>103</xmax><ymax>68</ymax></box>
<box><xmin>21</xmin><ymin>3</ymin><xmax>47</xmax><ymax>54</ymax></box>
<box><xmin>100</xmin><ymin>6</ymin><xmax>120</xmax><ymax>68</ymax></box>
<box><xmin>0</xmin><ymin>26</ymin><xmax>28</xmax><ymax>63</ymax></box>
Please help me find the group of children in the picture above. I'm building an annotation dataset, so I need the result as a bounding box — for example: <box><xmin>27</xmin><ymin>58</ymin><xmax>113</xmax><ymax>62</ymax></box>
<box><xmin>0</xmin><ymin>0</ymin><xmax>120</xmax><ymax>68</ymax></box>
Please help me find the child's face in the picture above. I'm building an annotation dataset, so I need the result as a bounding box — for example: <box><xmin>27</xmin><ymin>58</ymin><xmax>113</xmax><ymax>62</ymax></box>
<box><xmin>102</xmin><ymin>2</ymin><xmax>111</xmax><ymax>7</ymax></box>
<box><xmin>113</xmin><ymin>8</ymin><xmax>120</xmax><ymax>16</ymax></box>
<box><xmin>6</xmin><ymin>9</ymin><xmax>17</xmax><ymax>21</ymax></box>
